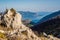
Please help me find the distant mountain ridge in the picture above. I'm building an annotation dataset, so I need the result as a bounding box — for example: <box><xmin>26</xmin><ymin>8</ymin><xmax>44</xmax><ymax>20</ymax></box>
<box><xmin>18</xmin><ymin>11</ymin><xmax>51</xmax><ymax>23</ymax></box>
<box><xmin>18</xmin><ymin>11</ymin><xmax>37</xmax><ymax>20</ymax></box>
<box><xmin>38</xmin><ymin>10</ymin><xmax>60</xmax><ymax>24</ymax></box>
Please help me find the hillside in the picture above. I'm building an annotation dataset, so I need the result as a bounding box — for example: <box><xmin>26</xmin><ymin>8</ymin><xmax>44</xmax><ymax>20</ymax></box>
<box><xmin>0</xmin><ymin>8</ymin><xmax>40</xmax><ymax>40</ymax></box>
<box><xmin>31</xmin><ymin>11</ymin><xmax>60</xmax><ymax>38</ymax></box>
<box><xmin>38</xmin><ymin>10</ymin><xmax>60</xmax><ymax>24</ymax></box>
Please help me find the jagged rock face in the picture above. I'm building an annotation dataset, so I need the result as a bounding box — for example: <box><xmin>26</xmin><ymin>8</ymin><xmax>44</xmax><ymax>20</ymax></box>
<box><xmin>0</xmin><ymin>8</ymin><xmax>41</xmax><ymax>40</ymax></box>
<box><xmin>1</xmin><ymin>8</ymin><xmax>22</xmax><ymax>29</ymax></box>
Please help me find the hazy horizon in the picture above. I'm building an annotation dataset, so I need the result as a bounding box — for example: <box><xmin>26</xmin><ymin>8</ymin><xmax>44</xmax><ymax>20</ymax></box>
<box><xmin>0</xmin><ymin>0</ymin><xmax>60</xmax><ymax>12</ymax></box>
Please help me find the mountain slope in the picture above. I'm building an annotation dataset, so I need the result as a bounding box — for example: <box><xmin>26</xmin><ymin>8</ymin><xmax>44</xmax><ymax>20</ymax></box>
<box><xmin>37</xmin><ymin>10</ymin><xmax>60</xmax><ymax>24</ymax></box>
<box><xmin>0</xmin><ymin>8</ymin><xmax>41</xmax><ymax>40</ymax></box>
<box><xmin>31</xmin><ymin>10</ymin><xmax>60</xmax><ymax>38</ymax></box>
<box><xmin>19</xmin><ymin>11</ymin><xmax>51</xmax><ymax>20</ymax></box>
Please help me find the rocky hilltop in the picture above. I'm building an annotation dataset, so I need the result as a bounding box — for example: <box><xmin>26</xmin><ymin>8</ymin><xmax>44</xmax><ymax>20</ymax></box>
<box><xmin>0</xmin><ymin>8</ymin><xmax>40</xmax><ymax>40</ymax></box>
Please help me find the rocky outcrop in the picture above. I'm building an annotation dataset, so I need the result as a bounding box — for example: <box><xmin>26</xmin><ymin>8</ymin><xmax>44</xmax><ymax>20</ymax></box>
<box><xmin>0</xmin><ymin>8</ymin><xmax>22</xmax><ymax>29</ymax></box>
<box><xmin>0</xmin><ymin>8</ymin><xmax>41</xmax><ymax>40</ymax></box>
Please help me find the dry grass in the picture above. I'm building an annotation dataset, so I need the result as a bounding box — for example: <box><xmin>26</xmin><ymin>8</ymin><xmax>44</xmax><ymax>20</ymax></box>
<box><xmin>0</xmin><ymin>25</ymin><xmax>13</xmax><ymax>31</ymax></box>
<box><xmin>0</xmin><ymin>32</ymin><xmax>5</xmax><ymax>38</ymax></box>
<box><xmin>21</xmin><ymin>30</ymin><xmax>28</xmax><ymax>36</ymax></box>
<box><xmin>40</xmin><ymin>36</ymin><xmax>48</xmax><ymax>40</ymax></box>
<box><xmin>0</xmin><ymin>32</ymin><xmax>7</xmax><ymax>39</ymax></box>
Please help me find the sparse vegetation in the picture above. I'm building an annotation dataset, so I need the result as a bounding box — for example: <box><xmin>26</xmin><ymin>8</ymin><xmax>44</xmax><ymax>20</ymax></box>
<box><xmin>10</xmin><ymin>8</ymin><xmax>16</xmax><ymax>13</ymax></box>
<box><xmin>0</xmin><ymin>32</ymin><xmax>6</xmax><ymax>39</ymax></box>
<box><xmin>21</xmin><ymin>30</ymin><xmax>28</xmax><ymax>36</ymax></box>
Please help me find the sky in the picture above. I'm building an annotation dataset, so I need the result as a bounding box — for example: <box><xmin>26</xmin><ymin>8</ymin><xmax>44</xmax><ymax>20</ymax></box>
<box><xmin>0</xmin><ymin>0</ymin><xmax>60</xmax><ymax>12</ymax></box>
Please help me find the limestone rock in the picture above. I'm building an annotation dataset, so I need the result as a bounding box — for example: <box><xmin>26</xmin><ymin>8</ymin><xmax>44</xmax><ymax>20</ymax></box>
<box><xmin>0</xmin><ymin>8</ymin><xmax>41</xmax><ymax>40</ymax></box>
<box><xmin>1</xmin><ymin>8</ymin><xmax>22</xmax><ymax>29</ymax></box>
